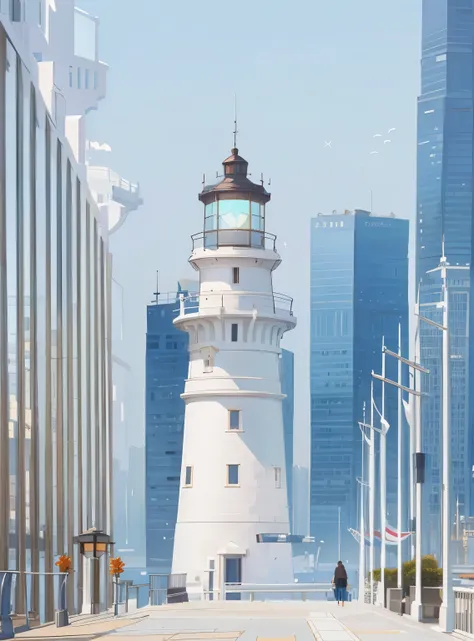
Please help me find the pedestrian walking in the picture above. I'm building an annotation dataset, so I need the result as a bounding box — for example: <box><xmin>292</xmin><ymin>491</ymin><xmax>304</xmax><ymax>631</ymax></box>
<box><xmin>333</xmin><ymin>561</ymin><xmax>348</xmax><ymax>606</ymax></box>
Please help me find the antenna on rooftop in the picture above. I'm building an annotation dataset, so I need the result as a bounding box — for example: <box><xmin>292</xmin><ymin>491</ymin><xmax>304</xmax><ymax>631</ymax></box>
<box><xmin>153</xmin><ymin>270</ymin><xmax>160</xmax><ymax>304</ymax></box>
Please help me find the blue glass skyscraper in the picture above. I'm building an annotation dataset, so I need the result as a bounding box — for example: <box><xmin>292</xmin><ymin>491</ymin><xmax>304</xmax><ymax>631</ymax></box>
<box><xmin>145</xmin><ymin>285</ymin><xmax>191</xmax><ymax>573</ymax></box>
<box><xmin>416</xmin><ymin>0</ymin><xmax>474</xmax><ymax>555</ymax></box>
<box><xmin>310</xmin><ymin>210</ymin><xmax>409</xmax><ymax>563</ymax></box>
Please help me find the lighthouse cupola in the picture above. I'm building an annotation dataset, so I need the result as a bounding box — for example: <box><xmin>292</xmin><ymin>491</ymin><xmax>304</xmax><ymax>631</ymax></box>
<box><xmin>197</xmin><ymin>148</ymin><xmax>271</xmax><ymax>250</ymax></box>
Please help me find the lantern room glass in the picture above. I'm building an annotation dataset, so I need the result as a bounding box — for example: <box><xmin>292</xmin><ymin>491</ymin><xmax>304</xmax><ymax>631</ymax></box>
<box><xmin>204</xmin><ymin>199</ymin><xmax>264</xmax><ymax>232</ymax></box>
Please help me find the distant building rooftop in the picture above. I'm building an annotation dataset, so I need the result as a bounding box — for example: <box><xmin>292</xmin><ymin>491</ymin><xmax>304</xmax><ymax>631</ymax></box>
<box><xmin>315</xmin><ymin>209</ymin><xmax>397</xmax><ymax>219</ymax></box>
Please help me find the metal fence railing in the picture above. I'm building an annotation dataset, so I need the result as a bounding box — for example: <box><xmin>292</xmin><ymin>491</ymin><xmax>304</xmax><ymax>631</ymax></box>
<box><xmin>454</xmin><ymin>587</ymin><xmax>474</xmax><ymax>635</ymax></box>
<box><xmin>0</xmin><ymin>570</ymin><xmax>69</xmax><ymax>638</ymax></box>
<box><xmin>220</xmin><ymin>583</ymin><xmax>353</xmax><ymax>602</ymax></box>
<box><xmin>175</xmin><ymin>290</ymin><xmax>294</xmax><ymax>318</ymax></box>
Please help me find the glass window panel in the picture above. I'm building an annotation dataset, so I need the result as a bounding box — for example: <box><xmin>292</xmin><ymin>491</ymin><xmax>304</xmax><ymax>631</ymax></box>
<box><xmin>56</xmin><ymin>139</ymin><xmax>65</xmax><ymax>554</ymax></box>
<box><xmin>251</xmin><ymin>202</ymin><xmax>264</xmax><ymax>231</ymax></box>
<box><xmin>35</xmin><ymin>107</ymin><xmax>47</xmax><ymax>592</ymax></box>
<box><xmin>227</xmin><ymin>464</ymin><xmax>239</xmax><ymax>486</ymax></box>
<box><xmin>204</xmin><ymin>202</ymin><xmax>217</xmax><ymax>231</ymax></box>
<box><xmin>218</xmin><ymin>200</ymin><xmax>250</xmax><ymax>230</ymax></box>
<box><xmin>251</xmin><ymin>202</ymin><xmax>260</xmax><ymax>216</ymax></box>
<box><xmin>81</xmin><ymin>202</ymin><xmax>90</xmax><ymax>528</ymax></box>
<box><xmin>74</xmin><ymin>9</ymin><xmax>97</xmax><ymax>61</ymax></box>
<box><xmin>6</xmin><ymin>40</ymin><xmax>18</xmax><ymax>554</ymax></box>
<box><xmin>90</xmin><ymin>218</ymin><xmax>97</xmax><ymax>524</ymax></box>
<box><xmin>229</xmin><ymin>410</ymin><xmax>240</xmax><ymax>430</ymax></box>
<box><xmin>185</xmin><ymin>466</ymin><xmax>192</xmax><ymax>486</ymax></box>
<box><xmin>73</xmin><ymin>178</ymin><xmax>79</xmax><ymax>541</ymax></box>
<box><xmin>23</xmin><ymin>75</ymin><xmax>31</xmax><ymax>427</ymax></box>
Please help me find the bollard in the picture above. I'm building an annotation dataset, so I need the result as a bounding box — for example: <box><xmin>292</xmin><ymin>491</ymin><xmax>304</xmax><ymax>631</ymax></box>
<box><xmin>55</xmin><ymin>574</ymin><xmax>69</xmax><ymax>627</ymax></box>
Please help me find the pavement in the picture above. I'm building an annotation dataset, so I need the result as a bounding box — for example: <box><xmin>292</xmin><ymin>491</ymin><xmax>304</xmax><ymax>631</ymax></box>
<box><xmin>13</xmin><ymin>601</ymin><xmax>453</xmax><ymax>641</ymax></box>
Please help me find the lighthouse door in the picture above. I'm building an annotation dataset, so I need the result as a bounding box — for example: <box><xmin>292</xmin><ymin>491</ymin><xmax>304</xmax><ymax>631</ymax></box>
<box><xmin>224</xmin><ymin>556</ymin><xmax>242</xmax><ymax>601</ymax></box>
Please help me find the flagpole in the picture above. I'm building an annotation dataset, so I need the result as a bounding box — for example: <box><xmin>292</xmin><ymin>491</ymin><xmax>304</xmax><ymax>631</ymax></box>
<box><xmin>380</xmin><ymin>337</ymin><xmax>387</xmax><ymax>603</ymax></box>
<box><xmin>369</xmin><ymin>381</ymin><xmax>375</xmax><ymax>605</ymax></box>
<box><xmin>358</xmin><ymin>404</ymin><xmax>366</xmax><ymax>603</ymax></box>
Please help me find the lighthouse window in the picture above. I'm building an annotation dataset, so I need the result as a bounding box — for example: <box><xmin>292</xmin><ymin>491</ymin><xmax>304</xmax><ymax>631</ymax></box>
<box><xmin>226</xmin><ymin>464</ymin><xmax>240</xmax><ymax>486</ymax></box>
<box><xmin>233</xmin><ymin>267</ymin><xmax>240</xmax><ymax>284</ymax></box>
<box><xmin>231</xmin><ymin>324</ymin><xmax>238</xmax><ymax>342</ymax></box>
<box><xmin>274</xmin><ymin>467</ymin><xmax>282</xmax><ymax>489</ymax></box>
<box><xmin>251</xmin><ymin>202</ymin><xmax>264</xmax><ymax>231</ymax></box>
<box><xmin>228</xmin><ymin>410</ymin><xmax>241</xmax><ymax>431</ymax></box>
<box><xmin>184</xmin><ymin>466</ymin><xmax>193</xmax><ymax>487</ymax></box>
<box><xmin>205</xmin><ymin>202</ymin><xmax>217</xmax><ymax>231</ymax></box>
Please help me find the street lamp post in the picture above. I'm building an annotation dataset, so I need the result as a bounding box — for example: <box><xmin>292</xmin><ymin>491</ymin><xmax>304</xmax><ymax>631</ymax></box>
<box><xmin>357</xmin><ymin>402</ymin><xmax>367</xmax><ymax>604</ymax></box>
<box><xmin>358</xmin><ymin>385</ymin><xmax>377</xmax><ymax>605</ymax></box>
<box><xmin>439</xmin><ymin>264</ymin><xmax>453</xmax><ymax>632</ymax></box>
<box><xmin>419</xmin><ymin>254</ymin><xmax>453</xmax><ymax>632</ymax></box>
<box><xmin>357</xmin><ymin>475</ymin><xmax>366</xmax><ymax>603</ymax></box>
<box><xmin>357</xmin><ymin>416</ymin><xmax>371</xmax><ymax>603</ymax></box>
<box><xmin>383</xmin><ymin>328</ymin><xmax>429</xmax><ymax>596</ymax></box>
<box><xmin>372</xmin><ymin>353</ymin><xmax>427</xmax><ymax>613</ymax></box>
<box><xmin>74</xmin><ymin>528</ymin><xmax>112</xmax><ymax>615</ymax></box>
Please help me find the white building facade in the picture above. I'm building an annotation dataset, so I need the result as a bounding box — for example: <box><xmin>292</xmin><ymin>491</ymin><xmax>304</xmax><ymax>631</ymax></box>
<box><xmin>0</xmin><ymin>2</ymin><xmax>112</xmax><ymax>623</ymax></box>
<box><xmin>0</xmin><ymin>0</ymin><xmax>142</xmax><ymax>621</ymax></box>
<box><xmin>171</xmin><ymin>148</ymin><xmax>296</xmax><ymax>595</ymax></box>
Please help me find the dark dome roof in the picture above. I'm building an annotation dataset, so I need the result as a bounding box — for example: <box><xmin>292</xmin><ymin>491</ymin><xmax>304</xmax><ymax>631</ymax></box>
<box><xmin>199</xmin><ymin>148</ymin><xmax>271</xmax><ymax>205</ymax></box>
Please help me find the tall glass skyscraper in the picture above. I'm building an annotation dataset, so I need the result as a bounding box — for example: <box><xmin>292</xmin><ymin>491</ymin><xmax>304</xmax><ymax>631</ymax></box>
<box><xmin>0</xmin><ymin>17</ymin><xmax>112</xmax><ymax>622</ymax></box>
<box><xmin>416</xmin><ymin>0</ymin><xmax>474</xmax><ymax>555</ymax></box>
<box><xmin>145</xmin><ymin>285</ymin><xmax>192</xmax><ymax>573</ymax></box>
<box><xmin>310</xmin><ymin>210</ymin><xmax>409</xmax><ymax>562</ymax></box>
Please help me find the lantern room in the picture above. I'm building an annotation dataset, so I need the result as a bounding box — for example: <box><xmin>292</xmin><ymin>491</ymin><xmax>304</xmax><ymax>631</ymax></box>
<box><xmin>198</xmin><ymin>147</ymin><xmax>271</xmax><ymax>249</ymax></box>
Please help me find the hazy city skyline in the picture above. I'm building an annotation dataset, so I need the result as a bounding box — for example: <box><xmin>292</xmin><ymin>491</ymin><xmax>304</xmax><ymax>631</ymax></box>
<box><xmin>81</xmin><ymin>0</ymin><xmax>421</xmax><ymax>466</ymax></box>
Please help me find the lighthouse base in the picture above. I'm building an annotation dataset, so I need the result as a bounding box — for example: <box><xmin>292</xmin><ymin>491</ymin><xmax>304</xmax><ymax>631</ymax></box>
<box><xmin>172</xmin><ymin>522</ymin><xmax>293</xmax><ymax>598</ymax></box>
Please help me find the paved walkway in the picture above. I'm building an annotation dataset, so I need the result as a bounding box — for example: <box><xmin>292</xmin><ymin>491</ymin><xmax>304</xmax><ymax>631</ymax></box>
<box><xmin>14</xmin><ymin>601</ymin><xmax>453</xmax><ymax>641</ymax></box>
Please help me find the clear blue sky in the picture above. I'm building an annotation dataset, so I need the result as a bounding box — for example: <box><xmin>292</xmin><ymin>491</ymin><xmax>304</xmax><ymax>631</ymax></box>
<box><xmin>80</xmin><ymin>0</ymin><xmax>421</xmax><ymax>464</ymax></box>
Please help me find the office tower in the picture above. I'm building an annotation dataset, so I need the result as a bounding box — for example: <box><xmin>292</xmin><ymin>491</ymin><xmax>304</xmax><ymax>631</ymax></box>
<box><xmin>281</xmin><ymin>349</ymin><xmax>295</xmax><ymax>531</ymax></box>
<box><xmin>23</xmin><ymin>0</ymin><xmax>143</xmax><ymax>567</ymax></box>
<box><xmin>0</xmin><ymin>11</ymin><xmax>112</xmax><ymax>622</ymax></box>
<box><xmin>172</xmin><ymin>145</ymin><xmax>296</xmax><ymax>595</ymax></box>
<box><xmin>416</xmin><ymin>0</ymin><xmax>474</xmax><ymax>555</ymax></box>
<box><xmin>87</xmin><ymin>168</ymin><xmax>143</xmax><ymax>562</ymax></box>
<box><xmin>145</xmin><ymin>283</ymin><xmax>194</xmax><ymax>573</ymax></box>
<box><xmin>310</xmin><ymin>210</ymin><xmax>409</xmax><ymax>563</ymax></box>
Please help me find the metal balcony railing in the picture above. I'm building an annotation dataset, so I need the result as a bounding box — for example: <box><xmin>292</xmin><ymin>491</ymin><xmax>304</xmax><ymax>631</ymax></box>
<box><xmin>191</xmin><ymin>230</ymin><xmax>277</xmax><ymax>252</ymax></box>
<box><xmin>175</xmin><ymin>290</ymin><xmax>294</xmax><ymax>318</ymax></box>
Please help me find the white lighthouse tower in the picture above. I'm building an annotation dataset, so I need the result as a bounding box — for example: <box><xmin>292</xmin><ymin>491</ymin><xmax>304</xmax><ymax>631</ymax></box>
<box><xmin>171</xmin><ymin>145</ymin><xmax>296</xmax><ymax>597</ymax></box>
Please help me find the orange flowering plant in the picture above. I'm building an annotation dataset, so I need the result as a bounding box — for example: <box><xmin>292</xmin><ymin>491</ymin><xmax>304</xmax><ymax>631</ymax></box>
<box><xmin>109</xmin><ymin>557</ymin><xmax>125</xmax><ymax>577</ymax></box>
<box><xmin>55</xmin><ymin>554</ymin><xmax>72</xmax><ymax>573</ymax></box>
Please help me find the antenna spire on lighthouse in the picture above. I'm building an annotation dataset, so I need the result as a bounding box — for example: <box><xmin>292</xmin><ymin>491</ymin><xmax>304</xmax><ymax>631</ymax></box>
<box><xmin>233</xmin><ymin>93</ymin><xmax>238</xmax><ymax>151</ymax></box>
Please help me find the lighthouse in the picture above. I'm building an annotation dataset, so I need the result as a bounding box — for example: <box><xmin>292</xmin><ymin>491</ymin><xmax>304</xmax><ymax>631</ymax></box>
<box><xmin>171</xmin><ymin>145</ymin><xmax>296</xmax><ymax>597</ymax></box>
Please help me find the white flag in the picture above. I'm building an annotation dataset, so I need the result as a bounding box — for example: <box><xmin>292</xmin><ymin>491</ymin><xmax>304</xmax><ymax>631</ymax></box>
<box><xmin>402</xmin><ymin>398</ymin><xmax>413</xmax><ymax>430</ymax></box>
